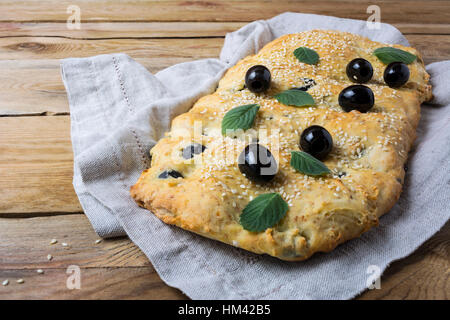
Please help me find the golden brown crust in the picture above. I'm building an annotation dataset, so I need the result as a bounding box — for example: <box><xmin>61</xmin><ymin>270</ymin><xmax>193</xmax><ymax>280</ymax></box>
<box><xmin>130</xmin><ymin>30</ymin><xmax>431</xmax><ymax>261</ymax></box>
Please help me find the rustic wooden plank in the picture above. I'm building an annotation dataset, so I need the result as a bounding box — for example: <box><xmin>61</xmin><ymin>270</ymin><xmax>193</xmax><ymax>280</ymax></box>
<box><xmin>0</xmin><ymin>267</ymin><xmax>186</xmax><ymax>299</ymax></box>
<box><xmin>0</xmin><ymin>1</ymin><xmax>449</xmax><ymax>25</ymax></box>
<box><xmin>0</xmin><ymin>34</ymin><xmax>449</xmax><ymax>116</ymax></box>
<box><xmin>395</xmin><ymin>23</ymin><xmax>450</xmax><ymax>35</ymax></box>
<box><xmin>0</xmin><ymin>215</ymin><xmax>447</xmax><ymax>299</ymax></box>
<box><xmin>0</xmin><ymin>22</ymin><xmax>246</xmax><ymax>38</ymax></box>
<box><xmin>1</xmin><ymin>22</ymin><xmax>449</xmax><ymax>40</ymax></box>
<box><xmin>0</xmin><ymin>37</ymin><xmax>224</xmax><ymax>60</ymax></box>
<box><xmin>0</xmin><ymin>116</ymin><xmax>82</xmax><ymax>213</ymax></box>
<box><xmin>0</xmin><ymin>214</ymin><xmax>150</xmax><ymax>269</ymax></box>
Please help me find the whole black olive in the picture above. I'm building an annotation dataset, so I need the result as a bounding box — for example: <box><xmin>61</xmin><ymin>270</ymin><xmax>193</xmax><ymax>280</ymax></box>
<box><xmin>384</xmin><ymin>62</ymin><xmax>410</xmax><ymax>88</ymax></box>
<box><xmin>338</xmin><ymin>85</ymin><xmax>375</xmax><ymax>113</ymax></box>
<box><xmin>346</xmin><ymin>58</ymin><xmax>373</xmax><ymax>83</ymax></box>
<box><xmin>300</xmin><ymin>125</ymin><xmax>333</xmax><ymax>160</ymax></box>
<box><xmin>245</xmin><ymin>65</ymin><xmax>271</xmax><ymax>93</ymax></box>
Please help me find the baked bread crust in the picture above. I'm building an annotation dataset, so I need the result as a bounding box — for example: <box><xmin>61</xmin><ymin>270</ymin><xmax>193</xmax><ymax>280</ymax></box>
<box><xmin>131</xmin><ymin>30</ymin><xmax>431</xmax><ymax>261</ymax></box>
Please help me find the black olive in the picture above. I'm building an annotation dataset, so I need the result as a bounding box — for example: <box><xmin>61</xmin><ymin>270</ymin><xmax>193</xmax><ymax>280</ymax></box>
<box><xmin>300</xmin><ymin>125</ymin><xmax>333</xmax><ymax>160</ymax></box>
<box><xmin>346</xmin><ymin>58</ymin><xmax>373</xmax><ymax>83</ymax></box>
<box><xmin>238</xmin><ymin>144</ymin><xmax>277</xmax><ymax>183</ymax></box>
<box><xmin>182</xmin><ymin>143</ymin><xmax>206</xmax><ymax>159</ymax></box>
<box><xmin>245</xmin><ymin>65</ymin><xmax>271</xmax><ymax>93</ymax></box>
<box><xmin>384</xmin><ymin>62</ymin><xmax>410</xmax><ymax>88</ymax></box>
<box><xmin>158</xmin><ymin>170</ymin><xmax>183</xmax><ymax>179</ymax></box>
<box><xmin>338</xmin><ymin>85</ymin><xmax>375</xmax><ymax>113</ymax></box>
<box><xmin>337</xmin><ymin>172</ymin><xmax>347</xmax><ymax>178</ymax></box>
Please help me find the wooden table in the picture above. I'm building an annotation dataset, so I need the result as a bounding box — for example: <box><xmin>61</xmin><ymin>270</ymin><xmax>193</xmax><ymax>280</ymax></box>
<box><xmin>0</xmin><ymin>0</ymin><xmax>449</xmax><ymax>300</ymax></box>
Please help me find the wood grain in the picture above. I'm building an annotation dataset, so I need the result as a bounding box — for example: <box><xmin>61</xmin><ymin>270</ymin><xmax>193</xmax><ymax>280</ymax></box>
<box><xmin>0</xmin><ymin>116</ymin><xmax>81</xmax><ymax>213</ymax></box>
<box><xmin>0</xmin><ymin>37</ymin><xmax>222</xmax><ymax>115</ymax></box>
<box><xmin>0</xmin><ymin>37</ymin><xmax>224</xmax><ymax>60</ymax></box>
<box><xmin>0</xmin><ymin>35</ymin><xmax>449</xmax><ymax>116</ymax></box>
<box><xmin>0</xmin><ymin>267</ymin><xmax>187</xmax><ymax>299</ymax></box>
<box><xmin>0</xmin><ymin>1</ymin><xmax>449</xmax><ymax>24</ymax></box>
<box><xmin>0</xmin><ymin>214</ymin><xmax>447</xmax><ymax>299</ymax></box>
<box><xmin>0</xmin><ymin>22</ymin><xmax>246</xmax><ymax>39</ymax></box>
<box><xmin>1</xmin><ymin>22</ymin><xmax>449</xmax><ymax>40</ymax></box>
<box><xmin>0</xmin><ymin>215</ymin><xmax>149</xmax><ymax>269</ymax></box>
<box><xmin>0</xmin><ymin>34</ymin><xmax>448</xmax><ymax>62</ymax></box>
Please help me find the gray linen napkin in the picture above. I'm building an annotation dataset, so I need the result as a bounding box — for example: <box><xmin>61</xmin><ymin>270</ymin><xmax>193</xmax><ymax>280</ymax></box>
<box><xmin>61</xmin><ymin>13</ymin><xmax>450</xmax><ymax>299</ymax></box>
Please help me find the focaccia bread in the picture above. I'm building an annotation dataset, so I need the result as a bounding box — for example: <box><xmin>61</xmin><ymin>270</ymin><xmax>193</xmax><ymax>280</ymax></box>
<box><xmin>131</xmin><ymin>30</ymin><xmax>432</xmax><ymax>261</ymax></box>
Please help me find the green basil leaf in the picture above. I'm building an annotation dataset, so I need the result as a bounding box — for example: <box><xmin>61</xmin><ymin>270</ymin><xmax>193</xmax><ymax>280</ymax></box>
<box><xmin>274</xmin><ymin>89</ymin><xmax>315</xmax><ymax>107</ymax></box>
<box><xmin>290</xmin><ymin>151</ymin><xmax>331</xmax><ymax>176</ymax></box>
<box><xmin>373</xmin><ymin>47</ymin><xmax>417</xmax><ymax>64</ymax></box>
<box><xmin>221</xmin><ymin>104</ymin><xmax>260</xmax><ymax>135</ymax></box>
<box><xmin>240</xmin><ymin>193</ymin><xmax>288</xmax><ymax>232</ymax></box>
<box><xmin>294</xmin><ymin>47</ymin><xmax>319</xmax><ymax>65</ymax></box>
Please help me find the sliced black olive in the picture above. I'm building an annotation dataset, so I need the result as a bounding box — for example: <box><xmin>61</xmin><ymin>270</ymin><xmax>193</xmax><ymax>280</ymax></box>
<box><xmin>337</xmin><ymin>172</ymin><xmax>347</xmax><ymax>178</ymax></box>
<box><xmin>238</xmin><ymin>144</ymin><xmax>277</xmax><ymax>183</ymax></box>
<box><xmin>293</xmin><ymin>78</ymin><xmax>316</xmax><ymax>91</ymax></box>
<box><xmin>182</xmin><ymin>143</ymin><xmax>206</xmax><ymax>159</ymax></box>
<box><xmin>158</xmin><ymin>170</ymin><xmax>183</xmax><ymax>179</ymax></box>
<box><xmin>237</xmin><ymin>84</ymin><xmax>246</xmax><ymax>91</ymax></box>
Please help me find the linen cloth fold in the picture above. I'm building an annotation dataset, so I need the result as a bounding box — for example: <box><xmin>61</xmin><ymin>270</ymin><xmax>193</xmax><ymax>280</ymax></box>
<box><xmin>61</xmin><ymin>12</ymin><xmax>450</xmax><ymax>300</ymax></box>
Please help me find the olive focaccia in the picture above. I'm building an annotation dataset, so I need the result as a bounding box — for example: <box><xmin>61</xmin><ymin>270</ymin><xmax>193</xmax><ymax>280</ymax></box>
<box><xmin>131</xmin><ymin>30</ymin><xmax>432</xmax><ymax>261</ymax></box>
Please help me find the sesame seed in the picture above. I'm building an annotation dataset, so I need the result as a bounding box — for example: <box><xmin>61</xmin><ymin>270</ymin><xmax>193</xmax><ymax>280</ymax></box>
<box><xmin>16</xmin><ymin>279</ymin><xmax>24</xmax><ymax>284</ymax></box>
<box><xmin>50</xmin><ymin>239</ymin><xmax>57</xmax><ymax>245</ymax></box>
<box><xmin>95</xmin><ymin>239</ymin><xmax>102</xmax><ymax>244</ymax></box>
<box><xmin>37</xmin><ymin>269</ymin><xmax>44</xmax><ymax>274</ymax></box>
<box><xmin>47</xmin><ymin>254</ymin><xmax>53</xmax><ymax>261</ymax></box>
<box><xmin>61</xmin><ymin>243</ymin><xmax>69</xmax><ymax>247</ymax></box>
<box><xmin>2</xmin><ymin>280</ymin><xmax>9</xmax><ymax>286</ymax></box>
